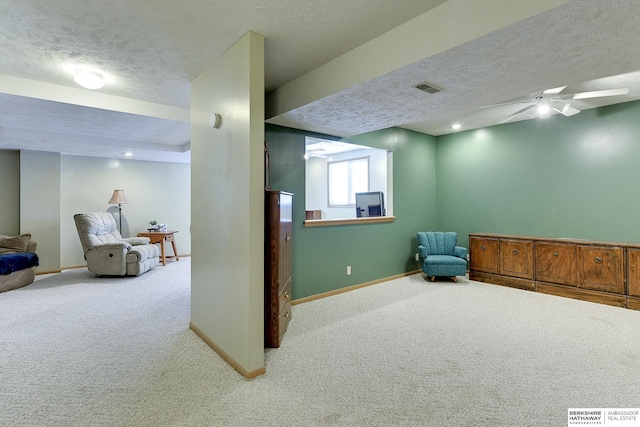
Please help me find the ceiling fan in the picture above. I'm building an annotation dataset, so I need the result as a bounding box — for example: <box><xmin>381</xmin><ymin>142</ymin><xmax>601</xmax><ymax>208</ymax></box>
<box><xmin>481</xmin><ymin>85</ymin><xmax>630</xmax><ymax>122</ymax></box>
<box><xmin>304</xmin><ymin>147</ymin><xmax>328</xmax><ymax>159</ymax></box>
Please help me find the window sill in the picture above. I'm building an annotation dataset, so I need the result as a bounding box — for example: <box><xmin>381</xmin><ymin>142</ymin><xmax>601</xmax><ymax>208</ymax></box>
<box><xmin>303</xmin><ymin>216</ymin><xmax>396</xmax><ymax>227</ymax></box>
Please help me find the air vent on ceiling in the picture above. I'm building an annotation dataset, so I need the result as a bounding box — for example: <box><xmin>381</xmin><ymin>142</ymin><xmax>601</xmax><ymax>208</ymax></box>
<box><xmin>414</xmin><ymin>82</ymin><xmax>443</xmax><ymax>94</ymax></box>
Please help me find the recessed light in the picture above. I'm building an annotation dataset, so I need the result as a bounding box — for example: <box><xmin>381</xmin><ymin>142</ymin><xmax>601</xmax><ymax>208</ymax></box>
<box><xmin>74</xmin><ymin>67</ymin><xmax>105</xmax><ymax>90</ymax></box>
<box><xmin>124</xmin><ymin>151</ymin><xmax>133</xmax><ymax>157</ymax></box>
<box><xmin>452</xmin><ymin>123</ymin><xmax>462</xmax><ymax>130</ymax></box>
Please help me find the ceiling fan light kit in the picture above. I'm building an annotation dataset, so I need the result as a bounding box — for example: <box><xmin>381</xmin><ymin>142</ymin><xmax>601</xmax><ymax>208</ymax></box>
<box><xmin>536</xmin><ymin>98</ymin><xmax>552</xmax><ymax>116</ymax></box>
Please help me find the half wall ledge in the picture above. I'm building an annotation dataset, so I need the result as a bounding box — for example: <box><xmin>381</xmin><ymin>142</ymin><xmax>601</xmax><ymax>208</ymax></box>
<box><xmin>303</xmin><ymin>216</ymin><xmax>395</xmax><ymax>228</ymax></box>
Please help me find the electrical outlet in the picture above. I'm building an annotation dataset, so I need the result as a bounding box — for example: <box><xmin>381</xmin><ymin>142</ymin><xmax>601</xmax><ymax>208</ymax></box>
<box><xmin>346</xmin><ymin>265</ymin><xmax>351</xmax><ymax>275</ymax></box>
<box><xmin>415</xmin><ymin>253</ymin><xmax>419</xmax><ymax>262</ymax></box>
<box><xmin>466</xmin><ymin>253</ymin><xmax>470</xmax><ymax>262</ymax></box>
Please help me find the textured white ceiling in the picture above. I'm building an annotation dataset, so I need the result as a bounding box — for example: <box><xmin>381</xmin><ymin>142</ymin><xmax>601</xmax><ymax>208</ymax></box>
<box><xmin>0</xmin><ymin>0</ymin><xmax>447</xmax><ymax>105</ymax></box>
<box><xmin>1</xmin><ymin>0</ymin><xmax>639</xmax><ymax>163</ymax></box>
<box><xmin>269</xmin><ymin>0</ymin><xmax>640</xmax><ymax>137</ymax></box>
<box><xmin>0</xmin><ymin>0</ymin><xmax>446</xmax><ymax>162</ymax></box>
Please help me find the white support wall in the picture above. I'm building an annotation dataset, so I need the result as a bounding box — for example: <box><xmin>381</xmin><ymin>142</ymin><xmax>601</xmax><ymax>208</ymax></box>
<box><xmin>190</xmin><ymin>31</ymin><xmax>265</xmax><ymax>378</ymax></box>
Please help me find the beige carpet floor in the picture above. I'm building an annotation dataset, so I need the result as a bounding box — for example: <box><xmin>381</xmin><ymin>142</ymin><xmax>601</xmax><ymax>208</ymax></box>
<box><xmin>2</xmin><ymin>258</ymin><xmax>640</xmax><ymax>426</ymax></box>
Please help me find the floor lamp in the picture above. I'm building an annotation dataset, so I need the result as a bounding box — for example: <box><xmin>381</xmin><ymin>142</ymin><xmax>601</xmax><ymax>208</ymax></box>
<box><xmin>108</xmin><ymin>189</ymin><xmax>129</xmax><ymax>234</ymax></box>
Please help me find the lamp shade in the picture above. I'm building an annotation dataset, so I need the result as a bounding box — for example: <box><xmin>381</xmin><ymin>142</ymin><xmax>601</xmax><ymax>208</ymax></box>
<box><xmin>108</xmin><ymin>189</ymin><xmax>128</xmax><ymax>204</ymax></box>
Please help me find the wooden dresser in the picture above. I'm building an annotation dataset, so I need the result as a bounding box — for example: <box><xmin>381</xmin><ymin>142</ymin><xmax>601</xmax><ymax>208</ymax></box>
<box><xmin>264</xmin><ymin>190</ymin><xmax>293</xmax><ymax>348</ymax></box>
<box><xmin>469</xmin><ymin>233</ymin><xmax>636</xmax><ymax>310</ymax></box>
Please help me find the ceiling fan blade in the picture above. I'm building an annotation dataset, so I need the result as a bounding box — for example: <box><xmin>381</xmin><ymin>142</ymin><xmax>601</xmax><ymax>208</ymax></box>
<box><xmin>552</xmin><ymin>102</ymin><xmax>581</xmax><ymax>117</ymax></box>
<box><xmin>501</xmin><ymin>104</ymin><xmax>536</xmax><ymax>122</ymax></box>
<box><xmin>543</xmin><ymin>85</ymin><xmax>567</xmax><ymax>95</ymax></box>
<box><xmin>480</xmin><ymin>99</ymin><xmax>531</xmax><ymax>109</ymax></box>
<box><xmin>571</xmin><ymin>87</ymin><xmax>629</xmax><ymax>100</ymax></box>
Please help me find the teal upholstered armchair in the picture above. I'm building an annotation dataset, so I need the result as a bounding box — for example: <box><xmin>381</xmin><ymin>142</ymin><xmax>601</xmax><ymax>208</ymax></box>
<box><xmin>417</xmin><ymin>231</ymin><xmax>468</xmax><ymax>282</ymax></box>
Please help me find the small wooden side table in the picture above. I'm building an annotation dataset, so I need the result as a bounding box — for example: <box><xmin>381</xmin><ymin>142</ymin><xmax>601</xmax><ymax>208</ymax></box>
<box><xmin>137</xmin><ymin>230</ymin><xmax>179</xmax><ymax>266</ymax></box>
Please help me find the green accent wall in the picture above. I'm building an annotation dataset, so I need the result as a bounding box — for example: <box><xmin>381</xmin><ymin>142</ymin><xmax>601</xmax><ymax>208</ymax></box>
<box><xmin>266</xmin><ymin>125</ymin><xmax>437</xmax><ymax>299</ymax></box>
<box><xmin>268</xmin><ymin>100</ymin><xmax>640</xmax><ymax>300</ymax></box>
<box><xmin>436</xmin><ymin>100</ymin><xmax>640</xmax><ymax>248</ymax></box>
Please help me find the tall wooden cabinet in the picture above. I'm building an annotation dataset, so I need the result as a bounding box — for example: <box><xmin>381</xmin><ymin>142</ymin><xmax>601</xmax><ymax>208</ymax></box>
<box><xmin>264</xmin><ymin>190</ymin><xmax>293</xmax><ymax>348</ymax></box>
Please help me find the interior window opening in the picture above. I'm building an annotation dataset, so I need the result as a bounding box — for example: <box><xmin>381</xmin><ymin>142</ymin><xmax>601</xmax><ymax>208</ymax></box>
<box><xmin>304</xmin><ymin>136</ymin><xmax>393</xmax><ymax>221</ymax></box>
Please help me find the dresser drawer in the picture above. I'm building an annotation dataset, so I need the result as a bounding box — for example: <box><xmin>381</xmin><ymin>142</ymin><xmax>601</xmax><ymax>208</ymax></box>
<box><xmin>628</xmin><ymin>248</ymin><xmax>640</xmax><ymax>297</ymax></box>
<box><xmin>279</xmin><ymin>281</ymin><xmax>291</xmax><ymax>312</ymax></box>
<box><xmin>470</xmin><ymin>236</ymin><xmax>499</xmax><ymax>274</ymax></box>
<box><xmin>499</xmin><ymin>239</ymin><xmax>533</xmax><ymax>279</ymax></box>
<box><xmin>578</xmin><ymin>245</ymin><xmax>624</xmax><ymax>294</ymax></box>
<box><xmin>536</xmin><ymin>242</ymin><xmax>577</xmax><ymax>286</ymax></box>
<box><xmin>279</xmin><ymin>301</ymin><xmax>291</xmax><ymax>339</ymax></box>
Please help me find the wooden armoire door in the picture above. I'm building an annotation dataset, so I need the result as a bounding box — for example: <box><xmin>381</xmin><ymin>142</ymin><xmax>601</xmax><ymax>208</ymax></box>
<box><xmin>265</xmin><ymin>190</ymin><xmax>293</xmax><ymax>348</ymax></box>
<box><xmin>277</xmin><ymin>192</ymin><xmax>293</xmax><ymax>342</ymax></box>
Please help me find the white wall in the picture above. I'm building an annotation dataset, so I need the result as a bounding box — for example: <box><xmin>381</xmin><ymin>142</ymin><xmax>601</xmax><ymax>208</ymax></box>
<box><xmin>190</xmin><ymin>32</ymin><xmax>265</xmax><ymax>377</ymax></box>
<box><xmin>0</xmin><ymin>150</ymin><xmax>20</xmax><ymax>235</ymax></box>
<box><xmin>60</xmin><ymin>155</ymin><xmax>191</xmax><ymax>267</ymax></box>
<box><xmin>305</xmin><ymin>156</ymin><xmax>327</xmax><ymax>214</ymax></box>
<box><xmin>8</xmin><ymin>150</ymin><xmax>190</xmax><ymax>272</ymax></box>
<box><xmin>305</xmin><ymin>148</ymin><xmax>389</xmax><ymax>219</ymax></box>
<box><xmin>20</xmin><ymin>151</ymin><xmax>61</xmax><ymax>272</ymax></box>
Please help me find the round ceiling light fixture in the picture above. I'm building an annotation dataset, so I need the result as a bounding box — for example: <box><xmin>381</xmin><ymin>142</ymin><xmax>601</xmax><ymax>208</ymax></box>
<box><xmin>74</xmin><ymin>67</ymin><xmax>105</xmax><ymax>90</ymax></box>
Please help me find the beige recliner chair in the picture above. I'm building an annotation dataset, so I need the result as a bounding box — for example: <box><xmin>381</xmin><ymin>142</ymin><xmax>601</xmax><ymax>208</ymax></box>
<box><xmin>74</xmin><ymin>212</ymin><xmax>160</xmax><ymax>276</ymax></box>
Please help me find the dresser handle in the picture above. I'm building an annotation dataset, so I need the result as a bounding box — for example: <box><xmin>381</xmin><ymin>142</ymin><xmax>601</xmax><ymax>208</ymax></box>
<box><xmin>512</xmin><ymin>249</ymin><xmax>518</xmax><ymax>255</ymax></box>
<box><xmin>286</xmin><ymin>236</ymin><xmax>291</xmax><ymax>241</ymax></box>
<box><xmin>285</xmin><ymin>291</ymin><xmax>290</xmax><ymax>298</ymax></box>
<box><xmin>284</xmin><ymin>312</ymin><xmax>289</xmax><ymax>318</ymax></box>
<box><xmin>553</xmin><ymin>252</ymin><xmax>559</xmax><ymax>257</ymax></box>
<box><xmin>595</xmin><ymin>257</ymin><xmax>602</xmax><ymax>263</ymax></box>
<box><xmin>480</xmin><ymin>246</ymin><xmax>485</xmax><ymax>250</ymax></box>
